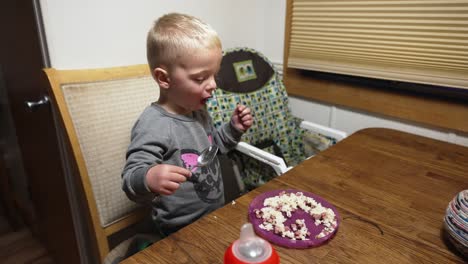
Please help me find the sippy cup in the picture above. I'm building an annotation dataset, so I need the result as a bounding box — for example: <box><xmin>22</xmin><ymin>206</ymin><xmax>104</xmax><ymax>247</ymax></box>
<box><xmin>224</xmin><ymin>223</ymin><xmax>280</xmax><ymax>264</ymax></box>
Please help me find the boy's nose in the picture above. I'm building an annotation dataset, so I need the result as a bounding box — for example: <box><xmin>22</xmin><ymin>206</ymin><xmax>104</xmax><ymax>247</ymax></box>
<box><xmin>206</xmin><ymin>76</ymin><xmax>217</xmax><ymax>91</ymax></box>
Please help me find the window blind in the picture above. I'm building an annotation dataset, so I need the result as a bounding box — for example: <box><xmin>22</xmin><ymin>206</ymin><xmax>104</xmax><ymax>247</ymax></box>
<box><xmin>287</xmin><ymin>0</ymin><xmax>468</xmax><ymax>90</ymax></box>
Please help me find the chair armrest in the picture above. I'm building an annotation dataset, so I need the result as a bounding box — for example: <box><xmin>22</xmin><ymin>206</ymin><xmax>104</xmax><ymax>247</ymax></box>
<box><xmin>234</xmin><ymin>142</ymin><xmax>290</xmax><ymax>175</ymax></box>
<box><xmin>300</xmin><ymin>121</ymin><xmax>347</xmax><ymax>141</ymax></box>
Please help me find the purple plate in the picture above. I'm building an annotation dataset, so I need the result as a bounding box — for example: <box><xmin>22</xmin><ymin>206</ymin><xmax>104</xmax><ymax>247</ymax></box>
<box><xmin>248</xmin><ymin>189</ymin><xmax>340</xmax><ymax>248</ymax></box>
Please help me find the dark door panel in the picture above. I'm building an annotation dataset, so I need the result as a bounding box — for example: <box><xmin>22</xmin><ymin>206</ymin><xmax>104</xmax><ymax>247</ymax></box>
<box><xmin>0</xmin><ymin>1</ymin><xmax>80</xmax><ymax>263</ymax></box>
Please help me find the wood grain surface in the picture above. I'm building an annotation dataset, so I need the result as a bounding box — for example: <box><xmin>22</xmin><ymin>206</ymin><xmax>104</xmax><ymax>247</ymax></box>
<box><xmin>122</xmin><ymin>128</ymin><xmax>468</xmax><ymax>263</ymax></box>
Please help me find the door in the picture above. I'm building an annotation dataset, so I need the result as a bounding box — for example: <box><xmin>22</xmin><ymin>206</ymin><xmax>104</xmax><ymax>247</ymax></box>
<box><xmin>0</xmin><ymin>1</ymin><xmax>80</xmax><ymax>263</ymax></box>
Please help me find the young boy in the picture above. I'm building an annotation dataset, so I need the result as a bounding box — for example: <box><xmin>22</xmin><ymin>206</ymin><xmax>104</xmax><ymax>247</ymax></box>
<box><xmin>122</xmin><ymin>13</ymin><xmax>252</xmax><ymax>236</ymax></box>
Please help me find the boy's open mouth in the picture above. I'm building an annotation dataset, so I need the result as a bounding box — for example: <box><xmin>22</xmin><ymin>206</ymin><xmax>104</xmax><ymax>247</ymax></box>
<box><xmin>201</xmin><ymin>97</ymin><xmax>211</xmax><ymax>105</ymax></box>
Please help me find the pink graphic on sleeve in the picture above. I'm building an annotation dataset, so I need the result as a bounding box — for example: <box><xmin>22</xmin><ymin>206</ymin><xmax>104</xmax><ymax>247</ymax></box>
<box><xmin>181</xmin><ymin>153</ymin><xmax>199</xmax><ymax>172</ymax></box>
<box><xmin>208</xmin><ymin>135</ymin><xmax>213</xmax><ymax>145</ymax></box>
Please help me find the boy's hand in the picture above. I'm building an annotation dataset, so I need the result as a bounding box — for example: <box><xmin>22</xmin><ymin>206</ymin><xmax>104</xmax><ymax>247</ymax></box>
<box><xmin>145</xmin><ymin>164</ymin><xmax>191</xmax><ymax>195</ymax></box>
<box><xmin>231</xmin><ymin>104</ymin><xmax>253</xmax><ymax>132</ymax></box>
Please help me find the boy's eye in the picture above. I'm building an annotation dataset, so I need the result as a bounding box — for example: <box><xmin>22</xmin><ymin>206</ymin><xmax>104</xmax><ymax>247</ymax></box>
<box><xmin>195</xmin><ymin>77</ymin><xmax>206</xmax><ymax>84</ymax></box>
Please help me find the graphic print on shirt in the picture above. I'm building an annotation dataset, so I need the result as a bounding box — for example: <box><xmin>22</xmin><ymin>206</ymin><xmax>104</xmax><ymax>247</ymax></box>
<box><xmin>180</xmin><ymin>148</ymin><xmax>221</xmax><ymax>203</ymax></box>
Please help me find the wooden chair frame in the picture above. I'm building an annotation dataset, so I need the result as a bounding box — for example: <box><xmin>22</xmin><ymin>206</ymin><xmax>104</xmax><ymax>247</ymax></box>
<box><xmin>44</xmin><ymin>65</ymin><xmax>153</xmax><ymax>262</ymax></box>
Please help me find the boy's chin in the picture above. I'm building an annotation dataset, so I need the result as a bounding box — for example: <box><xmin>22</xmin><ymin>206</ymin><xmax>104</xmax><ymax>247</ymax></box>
<box><xmin>199</xmin><ymin>104</ymin><xmax>208</xmax><ymax>111</ymax></box>
<box><xmin>188</xmin><ymin>104</ymin><xmax>204</xmax><ymax>112</ymax></box>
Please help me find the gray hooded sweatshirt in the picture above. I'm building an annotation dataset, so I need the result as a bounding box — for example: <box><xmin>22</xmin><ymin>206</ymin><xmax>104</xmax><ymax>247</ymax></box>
<box><xmin>122</xmin><ymin>103</ymin><xmax>243</xmax><ymax>235</ymax></box>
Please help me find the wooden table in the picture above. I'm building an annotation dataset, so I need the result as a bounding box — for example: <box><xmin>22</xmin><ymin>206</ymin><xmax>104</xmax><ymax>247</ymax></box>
<box><xmin>122</xmin><ymin>128</ymin><xmax>468</xmax><ymax>263</ymax></box>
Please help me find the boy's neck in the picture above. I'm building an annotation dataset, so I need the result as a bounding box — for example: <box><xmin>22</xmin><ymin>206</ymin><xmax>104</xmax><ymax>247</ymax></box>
<box><xmin>156</xmin><ymin>97</ymin><xmax>190</xmax><ymax>115</ymax></box>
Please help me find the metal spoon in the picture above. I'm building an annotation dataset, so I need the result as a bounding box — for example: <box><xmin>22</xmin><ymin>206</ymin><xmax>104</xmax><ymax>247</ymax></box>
<box><xmin>196</xmin><ymin>145</ymin><xmax>219</xmax><ymax>167</ymax></box>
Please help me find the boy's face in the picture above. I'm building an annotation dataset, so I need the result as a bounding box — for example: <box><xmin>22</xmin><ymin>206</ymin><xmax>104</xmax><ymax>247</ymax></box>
<box><xmin>163</xmin><ymin>47</ymin><xmax>222</xmax><ymax>115</ymax></box>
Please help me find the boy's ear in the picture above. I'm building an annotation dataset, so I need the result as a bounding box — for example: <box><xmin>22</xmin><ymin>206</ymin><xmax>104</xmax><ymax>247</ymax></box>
<box><xmin>153</xmin><ymin>67</ymin><xmax>170</xmax><ymax>89</ymax></box>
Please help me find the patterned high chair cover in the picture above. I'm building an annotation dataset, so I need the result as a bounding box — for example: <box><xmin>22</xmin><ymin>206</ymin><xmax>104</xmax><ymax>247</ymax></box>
<box><xmin>206</xmin><ymin>48</ymin><xmax>335</xmax><ymax>190</ymax></box>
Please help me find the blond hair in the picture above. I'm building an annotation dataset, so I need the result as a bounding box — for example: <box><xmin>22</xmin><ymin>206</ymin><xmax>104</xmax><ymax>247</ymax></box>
<box><xmin>146</xmin><ymin>13</ymin><xmax>222</xmax><ymax>71</ymax></box>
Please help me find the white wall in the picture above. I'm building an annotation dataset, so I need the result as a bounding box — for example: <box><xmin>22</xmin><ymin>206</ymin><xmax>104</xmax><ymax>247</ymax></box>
<box><xmin>39</xmin><ymin>0</ymin><xmax>285</xmax><ymax>69</ymax></box>
<box><xmin>39</xmin><ymin>0</ymin><xmax>468</xmax><ymax>146</ymax></box>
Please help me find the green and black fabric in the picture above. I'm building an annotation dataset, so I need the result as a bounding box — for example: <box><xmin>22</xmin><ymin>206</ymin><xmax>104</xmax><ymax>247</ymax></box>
<box><xmin>206</xmin><ymin>48</ymin><xmax>335</xmax><ymax>190</ymax></box>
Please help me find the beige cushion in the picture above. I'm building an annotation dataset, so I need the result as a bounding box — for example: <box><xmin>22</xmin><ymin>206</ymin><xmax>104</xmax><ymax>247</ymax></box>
<box><xmin>62</xmin><ymin>76</ymin><xmax>158</xmax><ymax>227</ymax></box>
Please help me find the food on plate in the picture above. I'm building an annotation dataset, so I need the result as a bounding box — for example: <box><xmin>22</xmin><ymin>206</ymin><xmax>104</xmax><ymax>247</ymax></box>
<box><xmin>253</xmin><ymin>191</ymin><xmax>337</xmax><ymax>240</ymax></box>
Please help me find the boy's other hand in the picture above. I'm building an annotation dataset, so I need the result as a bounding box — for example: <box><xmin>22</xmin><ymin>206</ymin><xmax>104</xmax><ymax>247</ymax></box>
<box><xmin>145</xmin><ymin>164</ymin><xmax>191</xmax><ymax>195</ymax></box>
<box><xmin>231</xmin><ymin>104</ymin><xmax>253</xmax><ymax>132</ymax></box>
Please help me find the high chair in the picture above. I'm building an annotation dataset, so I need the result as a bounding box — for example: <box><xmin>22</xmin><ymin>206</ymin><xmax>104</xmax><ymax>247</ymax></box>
<box><xmin>44</xmin><ymin>65</ymin><xmax>159</xmax><ymax>263</ymax></box>
<box><xmin>206</xmin><ymin>47</ymin><xmax>347</xmax><ymax>191</ymax></box>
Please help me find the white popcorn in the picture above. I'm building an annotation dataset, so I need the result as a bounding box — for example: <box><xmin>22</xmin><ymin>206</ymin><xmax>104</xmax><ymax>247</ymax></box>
<box><xmin>254</xmin><ymin>191</ymin><xmax>337</xmax><ymax>241</ymax></box>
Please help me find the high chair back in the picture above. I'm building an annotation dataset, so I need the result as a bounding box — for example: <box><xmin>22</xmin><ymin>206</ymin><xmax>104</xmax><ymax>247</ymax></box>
<box><xmin>207</xmin><ymin>48</ymin><xmax>347</xmax><ymax>191</ymax></box>
<box><xmin>44</xmin><ymin>65</ymin><xmax>158</xmax><ymax>262</ymax></box>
